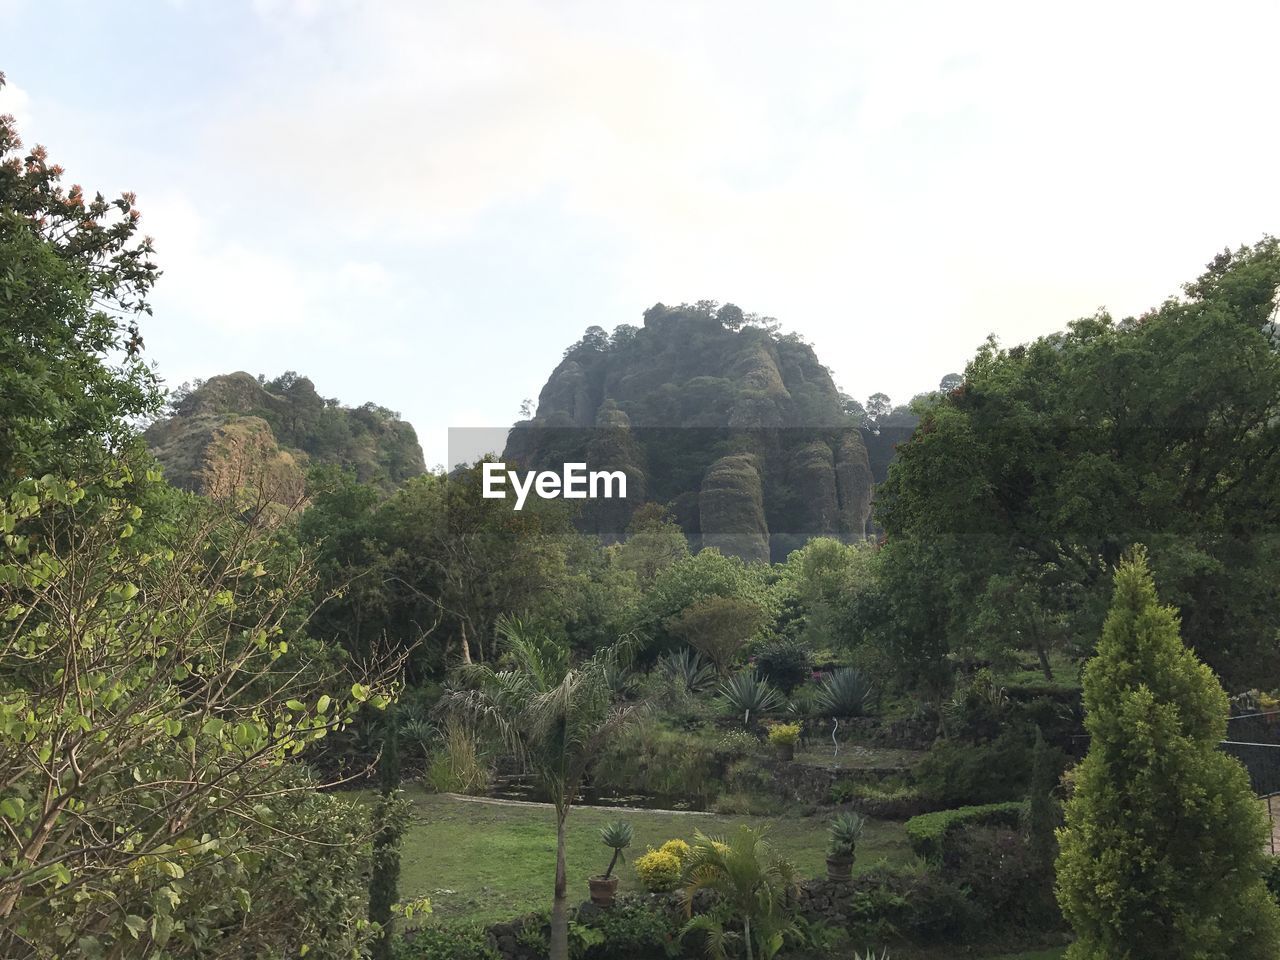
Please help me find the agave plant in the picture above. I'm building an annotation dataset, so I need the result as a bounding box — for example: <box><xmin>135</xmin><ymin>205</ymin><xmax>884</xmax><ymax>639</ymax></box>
<box><xmin>660</xmin><ymin>647</ymin><xmax>717</xmax><ymax>694</ymax></box>
<box><xmin>719</xmin><ymin>671</ymin><xmax>783</xmax><ymax>726</ymax></box>
<box><xmin>813</xmin><ymin>668</ymin><xmax>875</xmax><ymax>718</ymax></box>
<box><xmin>598</xmin><ymin>820</ymin><xmax>634</xmax><ymax>879</ymax></box>
<box><xmin>853</xmin><ymin>949</ymin><xmax>891</xmax><ymax>960</ymax></box>
<box><xmin>827</xmin><ymin>810</ymin><xmax>865</xmax><ymax>858</ymax></box>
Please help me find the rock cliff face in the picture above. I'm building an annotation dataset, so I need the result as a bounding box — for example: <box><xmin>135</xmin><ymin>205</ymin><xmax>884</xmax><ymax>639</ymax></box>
<box><xmin>504</xmin><ymin>303</ymin><xmax>901</xmax><ymax>561</ymax></box>
<box><xmin>145</xmin><ymin>371</ymin><xmax>425</xmax><ymax>498</ymax></box>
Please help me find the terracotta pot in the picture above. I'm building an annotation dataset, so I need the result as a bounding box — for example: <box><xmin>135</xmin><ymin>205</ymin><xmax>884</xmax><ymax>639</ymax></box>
<box><xmin>588</xmin><ymin>875</ymin><xmax>619</xmax><ymax>907</ymax></box>
<box><xmin>825</xmin><ymin>853</ymin><xmax>853</xmax><ymax>881</ymax></box>
<box><xmin>775</xmin><ymin>742</ymin><xmax>795</xmax><ymax>761</ymax></box>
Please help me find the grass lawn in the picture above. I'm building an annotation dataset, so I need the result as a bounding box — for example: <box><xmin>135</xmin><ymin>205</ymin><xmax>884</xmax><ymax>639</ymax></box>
<box><xmin>398</xmin><ymin>787</ymin><xmax>913</xmax><ymax>924</ymax></box>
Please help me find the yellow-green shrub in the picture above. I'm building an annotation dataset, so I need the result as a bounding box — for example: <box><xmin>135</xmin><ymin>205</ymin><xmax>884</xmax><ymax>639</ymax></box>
<box><xmin>634</xmin><ymin>848</ymin><xmax>683</xmax><ymax>892</ymax></box>
<box><xmin>767</xmin><ymin>722</ymin><xmax>801</xmax><ymax>746</ymax></box>
<box><xmin>659</xmin><ymin>839</ymin><xmax>690</xmax><ymax>862</ymax></box>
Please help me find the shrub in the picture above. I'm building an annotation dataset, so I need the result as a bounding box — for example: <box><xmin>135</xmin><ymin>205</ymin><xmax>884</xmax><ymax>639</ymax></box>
<box><xmin>829</xmin><ymin>780</ymin><xmax>929</xmax><ymax>819</ymax></box>
<box><xmin>904</xmin><ymin>802</ymin><xmax>1025</xmax><ymax>861</ymax></box>
<box><xmin>393</xmin><ymin>924</ymin><xmax>500</xmax><ymax>960</ymax></box>
<box><xmin>755</xmin><ymin>640</ymin><xmax>812</xmax><ymax>693</ymax></box>
<box><xmin>718</xmin><ymin>670</ymin><xmax>782</xmax><ymax>723</ymax></box>
<box><xmin>716</xmin><ymin>728</ymin><xmax>758</xmax><ymax>755</ymax></box>
<box><xmin>941</xmin><ymin>826</ymin><xmax>1059</xmax><ymax>932</ymax></box>
<box><xmin>814</xmin><ymin>668</ymin><xmax>876</xmax><ymax>717</ymax></box>
<box><xmin>914</xmin><ymin>731</ymin><xmax>1032</xmax><ymax>806</ymax></box>
<box><xmin>659</xmin><ymin>839</ymin><xmax>690</xmax><ymax>862</ymax></box>
<box><xmin>579</xmin><ymin>901</ymin><xmax>679</xmax><ymax>960</ymax></box>
<box><xmin>634</xmin><ymin>848</ymin><xmax>683</xmax><ymax>892</ymax></box>
<box><xmin>766</xmin><ymin>722</ymin><xmax>801</xmax><ymax>747</ymax></box>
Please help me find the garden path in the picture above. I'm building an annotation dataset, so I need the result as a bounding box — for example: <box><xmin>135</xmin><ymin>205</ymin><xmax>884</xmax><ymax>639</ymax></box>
<box><xmin>443</xmin><ymin>792</ymin><xmax>713</xmax><ymax>815</ymax></box>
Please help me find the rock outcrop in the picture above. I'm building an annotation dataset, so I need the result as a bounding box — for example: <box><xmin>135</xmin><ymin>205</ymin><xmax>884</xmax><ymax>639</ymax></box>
<box><xmin>504</xmin><ymin>303</ymin><xmax>902</xmax><ymax>561</ymax></box>
<box><xmin>145</xmin><ymin>371</ymin><xmax>425</xmax><ymax>499</ymax></box>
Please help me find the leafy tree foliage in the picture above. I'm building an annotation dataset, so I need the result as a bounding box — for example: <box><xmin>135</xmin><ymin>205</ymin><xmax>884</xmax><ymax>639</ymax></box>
<box><xmin>0</xmin><ymin>468</ymin><xmax>400</xmax><ymax>957</ymax></box>
<box><xmin>0</xmin><ymin>74</ymin><xmax>161</xmax><ymax>487</ymax></box>
<box><xmin>442</xmin><ymin>620</ymin><xmax>643</xmax><ymax>960</ymax></box>
<box><xmin>875</xmin><ymin>240</ymin><xmax>1280</xmax><ymax>687</ymax></box>
<box><xmin>1056</xmin><ymin>548</ymin><xmax>1280</xmax><ymax>958</ymax></box>
<box><xmin>681</xmin><ymin>826</ymin><xmax>799</xmax><ymax>960</ymax></box>
<box><xmin>666</xmin><ymin>595</ymin><xmax>768</xmax><ymax>678</ymax></box>
<box><xmin>300</xmin><ymin>464</ymin><xmax>575</xmax><ymax>676</ymax></box>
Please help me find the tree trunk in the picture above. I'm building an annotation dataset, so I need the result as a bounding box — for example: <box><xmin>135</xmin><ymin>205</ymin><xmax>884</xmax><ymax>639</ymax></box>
<box><xmin>743</xmin><ymin>915</ymin><xmax>753</xmax><ymax>960</ymax></box>
<box><xmin>1036</xmin><ymin>643</ymin><xmax>1054</xmax><ymax>682</ymax></box>
<box><xmin>459</xmin><ymin>621</ymin><xmax>472</xmax><ymax>665</ymax></box>
<box><xmin>549</xmin><ymin>808</ymin><xmax>570</xmax><ymax>960</ymax></box>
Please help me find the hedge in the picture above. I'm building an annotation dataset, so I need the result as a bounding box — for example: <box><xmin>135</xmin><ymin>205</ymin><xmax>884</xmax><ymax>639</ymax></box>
<box><xmin>905</xmin><ymin>801</ymin><xmax>1026</xmax><ymax>861</ymax></box>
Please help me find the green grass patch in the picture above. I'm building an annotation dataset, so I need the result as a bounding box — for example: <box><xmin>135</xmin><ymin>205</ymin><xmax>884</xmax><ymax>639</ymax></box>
<box><xmin>397</xmin><ymin>788</ymin><xmax>912</xmax><ymax>925</ymax></box>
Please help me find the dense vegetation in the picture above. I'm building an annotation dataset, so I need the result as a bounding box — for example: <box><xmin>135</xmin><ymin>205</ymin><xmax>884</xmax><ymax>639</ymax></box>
<box><xmin>4</xmin><ymin>67</ymin><xmax>1280</xmax><ymax>960</ymax></box>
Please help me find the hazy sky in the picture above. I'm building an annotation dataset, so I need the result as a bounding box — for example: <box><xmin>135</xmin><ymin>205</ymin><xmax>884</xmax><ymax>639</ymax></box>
<box><xmin>3</xmin><ymin>0</ymin><xmax>1279</xmax><ymax>466</ymax></box>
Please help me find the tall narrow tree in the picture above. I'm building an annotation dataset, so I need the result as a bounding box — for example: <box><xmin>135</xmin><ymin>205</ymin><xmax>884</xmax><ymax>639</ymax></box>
<box><xmin>368</xmin><ymin>706</ymin><xmax>404</xmax><ymax>960</ymax></box>
<box><xmin>1056</xmin><ymin>547</ymin><xmax>1280</xmax><ymax>958</ymax></box>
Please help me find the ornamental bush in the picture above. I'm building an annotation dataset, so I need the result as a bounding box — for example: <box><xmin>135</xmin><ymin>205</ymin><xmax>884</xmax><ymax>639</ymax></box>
<box><xmin>659</xmin><ymin>839</ymin><xmax>691</xmax><ymax>862</ymax></box>
<box><xmin>767</xmin><ymin>722</ymin><xmax>801</xmax><ymax>746</ymax></box>
<box><xmin>634</xmin><ymin>848</ymin><xmax>683</xmax><ymax>892</ymax></box>
<box><xmin>904</xmin><ymin>802</ymin><xmax>1025</xmax><ymax>862</ymax></box>
<box><xmin>1056</xmin><ymin>548</ymin><xmax>1280</xmax><ymax>958</ymax></box>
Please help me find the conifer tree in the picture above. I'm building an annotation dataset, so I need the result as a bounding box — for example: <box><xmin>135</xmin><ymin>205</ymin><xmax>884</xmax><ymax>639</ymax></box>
<box><xmin>1026</xmin><ymin>727</ymin><xmax>1059</xmax><ymax>870</ymax></box>
<box><xmin>368</xmin><ymin>706</ymin><xmax>403</xmax><ymax>960</ymax></box>
<box><xmin>1056</xmin><ymin>547</ymin><xmax>1280</xmax><ymax>958</ymax></box>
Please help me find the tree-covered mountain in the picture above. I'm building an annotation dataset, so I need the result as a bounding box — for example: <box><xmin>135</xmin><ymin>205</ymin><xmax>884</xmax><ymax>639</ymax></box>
<box><xmin>504</xmin><ymin>301</ymin><xmax>923</xmax><ymax>562</ymax></box>
<box><xmin>144</xmin><ymin>371</ymin><xmax>425</xmax><ymax>498</ymax></box>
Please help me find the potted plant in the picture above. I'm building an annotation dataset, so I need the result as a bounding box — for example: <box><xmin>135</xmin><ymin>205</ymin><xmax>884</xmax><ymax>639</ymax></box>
<box><xmin>767</xmin><ymin>722</ymin><xmax>801</xmax><ymax>761</ymax></box>
<box><xmin>589</xmin><ymin>820</ymin><xmax>633</xmax><ymax>907</ymax></box>
<box><xmin>826</xmin><ymin>810</ymin><xmax>864</xmax><ymax>881</ymax></box>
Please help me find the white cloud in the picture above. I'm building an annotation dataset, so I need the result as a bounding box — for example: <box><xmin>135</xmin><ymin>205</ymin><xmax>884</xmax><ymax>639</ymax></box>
<box><xmin>0</xmin><ymin>76</ymin><xmax>33</xmax><ymax>137</ymax></box>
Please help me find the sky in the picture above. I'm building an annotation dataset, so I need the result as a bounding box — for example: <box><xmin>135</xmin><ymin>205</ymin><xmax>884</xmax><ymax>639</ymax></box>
<box><xmin>3</xmin><ymin>0</ymin><xmax>1279</xmax><ymax>467</ymax></box>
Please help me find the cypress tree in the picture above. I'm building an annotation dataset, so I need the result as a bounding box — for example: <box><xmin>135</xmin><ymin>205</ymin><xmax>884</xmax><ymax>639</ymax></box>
<box><xmin>368</xmin><ymin>707</ymin><xmax>403</xmax><ymax>960</ymax></box>
<box><xmin>1026</xmin><ymin>727</ymin><xmax>1058</xmax><ymax>869</ymax></box>
<box><xmin>1056</xmin><ymin>547</ymin><xmax>1280</xmax><ymax>958</ymax></box>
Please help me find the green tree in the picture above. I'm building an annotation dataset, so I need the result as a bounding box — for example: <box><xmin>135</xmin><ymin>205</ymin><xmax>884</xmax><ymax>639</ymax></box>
<box><xmin>666</xmin><ymin>595</ymin><xmax>768</xmax><ymax>678</ymax></box>
<box><xmin>0</xmin><ymin>468</ymin><xmax>401</xmax><ymax>957</ymax></box>
<box><xmin>613</xmin><ymin>504</ymin><xmax>690</xmax><ymax>584</ymax></box>
<box><xmin>876</xmin><ymin>239</ymin><xmax>1280</xmax><ymax>688</ymax></box>
<box><xmin>0</xmin><ymin>74</ymin><xmax>161</xmax><ymax>488</ymax></box>
<box><xmin>442</xmin><ymin>619</ymin><xmax>643</xmax><ymax>960</ymax></box>
<box><xmin>368</xmin><ymin>706</ymin><xmax>407</xmax><ymax>960</ymax></box>
<box><xmin>681</xmin><ymin>826</ymin><xmax>799</xmax><ymax>960</ymax></box>
<box><xmin>1025</xmin><ymin>727</ymin><xmax>1059</xmax><ymax>869</ymax></box>
<box><xmin>1055</xmin><ymin>547</ymin><xmax>1280</xmax><ymax>958</ymax></box>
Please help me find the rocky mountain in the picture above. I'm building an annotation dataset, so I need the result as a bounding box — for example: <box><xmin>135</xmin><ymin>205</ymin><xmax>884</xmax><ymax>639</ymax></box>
<box><xmin>145</xmin><ymin>371</ymin><xmax>425</xmax><ymax>499</ymax></box>
<box><xmin>504</xmin><ymin>302</ymin><xmax>915</xmax><ymax>561</ymax></box>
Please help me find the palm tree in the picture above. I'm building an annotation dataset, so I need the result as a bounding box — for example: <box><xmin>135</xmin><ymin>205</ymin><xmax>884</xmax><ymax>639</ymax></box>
<box><xmin>441</xmin><ymin>617</ymin><xmax>643</xmax><ymax>960</ymax></box>
<box><xmin>682</xmin><ymin>826</ymin><xmax>800</xmax><ymax>960</ymax></box>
